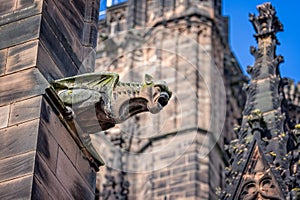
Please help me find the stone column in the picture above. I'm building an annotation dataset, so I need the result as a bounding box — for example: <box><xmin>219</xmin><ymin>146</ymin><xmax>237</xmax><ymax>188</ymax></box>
<box><xmin>0</xmin><ymin>0</ymin><xmax>101</xmax><ymax>199</ymax></box>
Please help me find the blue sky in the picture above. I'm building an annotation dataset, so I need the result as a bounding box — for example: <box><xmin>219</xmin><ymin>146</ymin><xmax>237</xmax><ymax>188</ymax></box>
<box><xmin>223</xmin><ymin>0</ymin><xmax>300</xmax><ymax>82</ymax></box>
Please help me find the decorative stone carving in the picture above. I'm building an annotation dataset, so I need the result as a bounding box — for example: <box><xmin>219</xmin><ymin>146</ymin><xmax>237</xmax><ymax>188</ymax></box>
<box><xmin>238</xmin><ymin>146</ymin><xmax>283</xmax><ymax>200</ymax></box>
<box><xmin>50</xmin><ymin>72</ymin><xmax>172</xmax><ymax>165</ymax></box>
<box><xmin>221</xmin><ymin>3</ymin><xmax>300</xmax><ymax>199</ymax></box>
<box><xmin>51</xmin><ymin>72</ymin><xmax>172</xmax><ymax>132</ymax></box>
<box><xmin>249</xmin><ymin>2</ymin><xmax>283</xmax><ymax>40</ymax></box>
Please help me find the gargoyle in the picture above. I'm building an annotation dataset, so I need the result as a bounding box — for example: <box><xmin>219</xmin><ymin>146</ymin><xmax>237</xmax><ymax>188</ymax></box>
<box><xmin>50</xmin><ymin>72</ymin><xmax>172</xmax><ymax>165</ymax></box>
<box><xmin>51</xmin><ymin>72</ymin><xmax>172</xmax><ymax>133</ymax></box>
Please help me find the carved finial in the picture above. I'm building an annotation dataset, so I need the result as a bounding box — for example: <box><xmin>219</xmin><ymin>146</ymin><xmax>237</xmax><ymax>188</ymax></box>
<box><xmin>249</xmin><ymin>2</ymin><xmax>283</xmax><ymax>41</ymax></box>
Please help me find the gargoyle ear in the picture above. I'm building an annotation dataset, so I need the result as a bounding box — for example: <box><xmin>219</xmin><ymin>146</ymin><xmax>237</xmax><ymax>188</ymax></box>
<box><xmin>144</xmin><ymin>74</ymin><xmax>153</xmax><ymax>85</ymax></box>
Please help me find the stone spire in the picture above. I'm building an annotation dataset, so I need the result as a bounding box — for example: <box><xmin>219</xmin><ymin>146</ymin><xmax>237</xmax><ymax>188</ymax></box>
<box><xmin>221</xmin><ymin>3</ymin><xmax>300</xmax><ymax>199</ymax></box>
<box><xmin>244</xmin><ymin>2</ymin><xmax>284</xmax><ymax>129</ymax></box>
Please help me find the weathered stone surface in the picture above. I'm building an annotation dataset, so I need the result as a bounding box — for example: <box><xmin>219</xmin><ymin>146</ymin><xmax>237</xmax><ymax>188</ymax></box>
<box><xmin>0</xmin><ymin>151</ymin><xmax>35</xmax><ymax>183</ymax></box>
<box><xmin>17</xmin><ymin>0</ymin><xmax>35</xmax><ymax>10</ymax></box>
<box><xmin>34</xmin><ymin>153</ymin><xmax>72</xmax><ymax>200</ymax></box>
<box><xmin>72</xmin><ymin>0</ymin><xmax>86</xmax><ymax>18</ymax></box>
<box><xmin>31</xmin><ymin>177</ymin><xmax>50</xmax><ymax>200</ymax></box>
<box><xmin>0</xmin><ymin>49</ymin><xmax>7</xmax><ymax>76</ymax></box>
<box><xmin>0</xmin><ymin>68</ymin><xmax>48</xmax><ymax>106</ymax></box>
<box><xmin>0</xmin><ymin>1</ymin><xmax>16</xmax><ymax>16</ymax></box>
<box><xmin>0</xmin><ymin>175</ymin><xmax>32</xmax><ymax>199</ymax></box>
<box><xmin>6</xmin><ymin>40</ymin><xmax>39</xmax><ymax>74</ymax></box>
<box><xmin>36</xmin><ymin>42</ymin><xmax>64</xmax><ymax>81</ymax></box>
<box><xmin>40</xmin><ymin>16</ymin><xmax>78</xmax><ymax>77</ymax></box>
<box><xmin>82</xmin><ymin>23</ymin><xmax>98</xmax><ymax>48</ymax></box>
<box><xmin>56</xmin><ymin>148</ymin><xmax>95</xmax><ymax>199</ymax></box>
<box><xmin>40</xmin><ymin>98</ymin><xmax>78</xmax><ymax>164</ymax></box>
<box><xmin>76</xmin><ymin>150</ymin><xmax>97</xmax><ymax>191</ymax></box>
<box><xmin>0</xmin><ymin>14</ymin><xmax>41</xmax><ymax>49</ymax></box>
<box><xmin>0</xmin><ymin>105</ymin><xmax>10</xmax><ymax>129</ymax></box>
<box><xmin>42</xmin><ymin>0</ymin><xmax>83</xmax><ymax>65</ymax></box>
<box><xmin>0</xmin><ymin>119</ymin><xmax>39</xmax><ymax>159</ymax></box>
<box><xmin>37</xmin><ymin>122</ymin><xmax>59</xmax><ymax>172</ymax></box>
<box><xmin>0</xmin><ymin>0</ymin><xmax>42</xmax><ymax>26</ymax></box>
<box><xmin>9</xmin><ymin>96</ymin><xmax>42</xmax><ymax>126</ymax></box>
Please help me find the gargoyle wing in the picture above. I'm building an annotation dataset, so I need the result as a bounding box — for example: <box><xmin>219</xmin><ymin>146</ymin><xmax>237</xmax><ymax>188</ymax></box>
<box><xmin>51</xmin><ymin>72</ymin><xmax>119</xmax><ymax>106</ymax></box>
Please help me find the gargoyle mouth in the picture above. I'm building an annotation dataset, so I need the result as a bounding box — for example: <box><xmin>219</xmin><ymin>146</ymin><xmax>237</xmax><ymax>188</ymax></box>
<box><xmin>157</xmin><ymin>92</ymin><xmax>170</xmax><ymax>107</ymax></box>
<box><xmin>148</xmin><ymin>91</ymin><xmax>170</xmax><ymax>114</ymax></box>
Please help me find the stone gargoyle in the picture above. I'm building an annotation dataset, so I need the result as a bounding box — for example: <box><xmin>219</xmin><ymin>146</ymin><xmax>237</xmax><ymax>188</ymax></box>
<box><xmin>51</xmin><ymin>72</ymin><xmax>172</xmax><ymax>133</ymax></box>
<box><xmin>50</xmin><ymin>72</ymin><xmax>172</xmax><ymax>165</ymax></box>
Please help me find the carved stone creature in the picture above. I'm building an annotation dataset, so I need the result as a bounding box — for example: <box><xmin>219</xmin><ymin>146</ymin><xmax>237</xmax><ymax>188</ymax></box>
<box><xmin>51</xmin><ymin>72</ymin><xmax>172</xmax><ymax>133</ymax></box>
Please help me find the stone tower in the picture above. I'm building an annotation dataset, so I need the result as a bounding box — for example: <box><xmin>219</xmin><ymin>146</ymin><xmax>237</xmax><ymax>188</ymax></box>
<box><xmin>94</xmin><ymin>0</ymin><xmax>246</xmax><ymax>199</ymax></box>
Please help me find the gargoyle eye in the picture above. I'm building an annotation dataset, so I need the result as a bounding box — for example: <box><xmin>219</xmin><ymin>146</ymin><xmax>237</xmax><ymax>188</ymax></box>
<box><xmin>156</xmin><ymin>87</ymin><xmax>161</xmax><ymax>92</ymax></box>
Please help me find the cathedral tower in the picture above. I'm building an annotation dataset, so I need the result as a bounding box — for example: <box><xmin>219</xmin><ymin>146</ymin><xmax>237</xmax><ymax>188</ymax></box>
<box><xmin>95</xmin><ymin>0</ymin><xmax>245</xmax><ymax>199</ymax></box>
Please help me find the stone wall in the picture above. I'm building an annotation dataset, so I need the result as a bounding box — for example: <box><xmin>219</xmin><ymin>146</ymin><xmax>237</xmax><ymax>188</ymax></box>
<box><xmin>0</xmin><ymin>0</ymin><xmax>100</xmax><ymax>198</ymax></box>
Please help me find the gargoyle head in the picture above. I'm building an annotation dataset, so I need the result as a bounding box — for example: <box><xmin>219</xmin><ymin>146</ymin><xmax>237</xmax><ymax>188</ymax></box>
<box><xmin>109</xmin><ymin>74</ymin><xmax>172</xmax><ymax>125</ymax></box>
<box><xmin>140</xmin><ymin>74</ymin><xmax>172</xmax><ymax>114</ymax></box>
